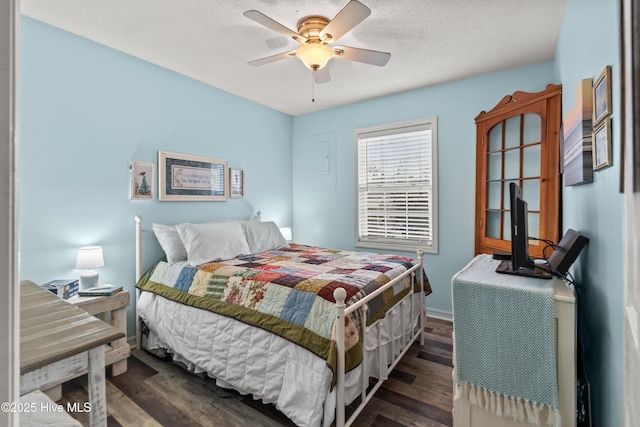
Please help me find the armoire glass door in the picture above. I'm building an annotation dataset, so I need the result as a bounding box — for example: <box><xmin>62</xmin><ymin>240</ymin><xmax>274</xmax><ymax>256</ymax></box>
<box><xmin>485</xmin><ymin>113</ymin><xmax>542</xmax><ymax>246</ymax></box>
<box><xmin>474</xmin><ymin>84</ymin><xmax>562</xmax><ymax>258</ymax></box>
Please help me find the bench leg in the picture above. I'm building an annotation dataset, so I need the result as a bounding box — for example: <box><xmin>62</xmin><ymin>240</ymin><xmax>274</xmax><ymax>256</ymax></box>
<box><xmin>87</xmin><ymin>346</ymin><xmax>107</xmax><ymax>427</ymax></box>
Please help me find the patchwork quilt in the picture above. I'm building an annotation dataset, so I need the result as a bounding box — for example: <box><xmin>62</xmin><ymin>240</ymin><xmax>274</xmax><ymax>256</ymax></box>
<box><xmin>137</xmin><ymin>244</ymin><xmax>431</xmax><ymax>374</ymax></box>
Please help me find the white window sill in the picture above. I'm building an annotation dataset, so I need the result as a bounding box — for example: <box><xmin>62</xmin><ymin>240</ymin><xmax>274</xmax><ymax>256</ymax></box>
<box><xmin>355</xmin><ymin>240</ymin><xmax>437</xmax><ymax>255</ymax></box>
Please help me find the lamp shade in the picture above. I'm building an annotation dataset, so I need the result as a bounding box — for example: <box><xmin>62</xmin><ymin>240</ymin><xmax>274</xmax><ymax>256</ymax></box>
<box><xmin>296</xmin><ymin>43</ymin><xmax>333</xmax><ymax>70</ymax></box>
<box><xmin>75</xmin><ymin>246</ymin><xmax>104</xmax><ymax>270</ymax></box>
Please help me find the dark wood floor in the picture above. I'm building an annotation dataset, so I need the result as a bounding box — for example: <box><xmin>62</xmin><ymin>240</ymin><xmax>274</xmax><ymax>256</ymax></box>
<box><xmin>59</xmin><ymin>317</ymin><xmax>453</xmax><ymax>427</ymax></box>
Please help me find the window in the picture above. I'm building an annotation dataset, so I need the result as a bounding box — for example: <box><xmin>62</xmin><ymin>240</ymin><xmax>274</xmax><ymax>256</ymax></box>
<box><xmin>355</xmin><ymin>117</ymin><xmax>438</xmax><ymax>253</ymax></box>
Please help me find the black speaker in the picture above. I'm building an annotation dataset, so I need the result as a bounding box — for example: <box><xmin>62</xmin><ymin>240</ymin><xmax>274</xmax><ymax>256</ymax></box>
<box><xmin>548</xmin><ymin>229</ymin><xmax>589</xmax><ymax>277</ymax></box>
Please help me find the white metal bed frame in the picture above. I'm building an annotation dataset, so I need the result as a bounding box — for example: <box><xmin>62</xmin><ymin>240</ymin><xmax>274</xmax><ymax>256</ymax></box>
<box><xmin>134</xmin><ymin>215</ymin><xmax>426</xmax><ymax>427</ymax></box>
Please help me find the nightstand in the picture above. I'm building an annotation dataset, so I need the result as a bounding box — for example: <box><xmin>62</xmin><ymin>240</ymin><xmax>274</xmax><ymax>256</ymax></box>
<box><xmin>68</xmin><ymin>289</ymin><xmax>131</xmax><ymax>376</ymax></box>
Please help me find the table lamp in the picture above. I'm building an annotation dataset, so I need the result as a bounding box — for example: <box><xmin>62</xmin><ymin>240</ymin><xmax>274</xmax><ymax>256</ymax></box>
<box><xmin>75</xmin><ymin>246</ymin><xmax>104</xmax><ymax>289</ymax></box>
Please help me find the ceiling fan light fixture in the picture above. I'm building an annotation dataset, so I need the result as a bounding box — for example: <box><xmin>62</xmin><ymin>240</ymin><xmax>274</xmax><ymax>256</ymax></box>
<box><xmin>296</xmin><ymin>43</ymin><xmax>333</xmax><ymax>70</ymax></box>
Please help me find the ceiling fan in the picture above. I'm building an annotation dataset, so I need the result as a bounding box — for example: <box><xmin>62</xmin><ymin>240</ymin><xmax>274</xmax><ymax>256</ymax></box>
<box><xmin>244</xmin><ymin>0</ymin><xmax>391</xmax><ymax>84</ymax></box>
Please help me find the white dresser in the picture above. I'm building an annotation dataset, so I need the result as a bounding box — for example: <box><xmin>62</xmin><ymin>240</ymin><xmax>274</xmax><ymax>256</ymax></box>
<box><xmin>452</xmin><ymin>256</ymin><xmax>576</xmax><ymax>427</ymax></box>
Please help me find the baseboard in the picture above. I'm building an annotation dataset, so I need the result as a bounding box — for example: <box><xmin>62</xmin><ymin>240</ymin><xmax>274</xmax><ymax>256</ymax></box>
<box><xmin>127</xmin><ymin>335</ymin><xmax>139</xmax><ymax>350</ymax></box>
<box><xmin>426</xmin><ymin>307</ymin><xmax>452</xmax><ymax>322</ymax></box>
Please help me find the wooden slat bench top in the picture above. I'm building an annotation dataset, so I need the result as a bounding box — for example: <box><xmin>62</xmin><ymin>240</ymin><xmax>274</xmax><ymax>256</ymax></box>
<box><xmin>20</xmin><ymin>280</ymin><xmax>124</xmax><ymax>374</ymax></box>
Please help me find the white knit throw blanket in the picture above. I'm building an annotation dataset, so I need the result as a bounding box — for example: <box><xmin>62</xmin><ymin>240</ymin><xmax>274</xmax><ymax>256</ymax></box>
<box><xmin>452</xmin><ymin>255</ymin><xmax>560</xmax><ymax>427</ymax></box>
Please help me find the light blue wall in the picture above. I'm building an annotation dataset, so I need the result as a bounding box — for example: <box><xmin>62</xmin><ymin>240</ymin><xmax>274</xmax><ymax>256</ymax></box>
<box><xmin>19</xmin><ymin>17</ymin><xmax>293</xmax><ymax>335</ymax></box>
<box><xmin>291</xmin><ymin>62</ymin><xmax>557</xmax><ymax>316</ymax></box>
<box><xmin>20</xmin><ymin>2</ymin><xmax>626</xmax><ymax>423</ymax></box>
<box><xmin>555</xmin><ymin>0</ymin><xmax>624</xmax><ymax>425</ymax></box>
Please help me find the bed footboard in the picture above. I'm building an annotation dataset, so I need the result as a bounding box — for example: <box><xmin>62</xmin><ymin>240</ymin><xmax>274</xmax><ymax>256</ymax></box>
<box><xmin>333</xmin><ymin>249</ymin><xmax>425</xmax><ymax>427</ymax></box>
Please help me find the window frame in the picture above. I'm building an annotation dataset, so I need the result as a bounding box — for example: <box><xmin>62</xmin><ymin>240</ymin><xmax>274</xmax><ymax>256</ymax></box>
<box><xmin>354</xmin><ymin>117</ymin><xmax>438</xmax><ymax>254</ymax></box>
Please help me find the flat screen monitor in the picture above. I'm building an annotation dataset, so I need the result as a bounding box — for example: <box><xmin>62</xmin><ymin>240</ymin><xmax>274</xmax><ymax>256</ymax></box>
<box><xmin>495</xmin><ymin>182</ymin><xmax>552</xmax><ymax>279</ymax></box>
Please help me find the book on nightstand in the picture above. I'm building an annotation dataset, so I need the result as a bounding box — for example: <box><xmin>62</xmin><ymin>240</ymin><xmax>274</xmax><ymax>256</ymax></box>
<box><xmin>41</xmin><ymin>279</ymin><xmax>79</xmax><ymax>299</ymax></box>
<box><xmin>78</xmin><ymin>284</ymin><xmax>123</xmax><ymax>297</ymax></box>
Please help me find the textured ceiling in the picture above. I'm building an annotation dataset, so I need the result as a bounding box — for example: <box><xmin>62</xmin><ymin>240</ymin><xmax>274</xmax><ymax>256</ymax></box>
<box><xmin>21</xmin><ymin>0</ymin><xmax>567</xmax><ymax>116</ymax></box>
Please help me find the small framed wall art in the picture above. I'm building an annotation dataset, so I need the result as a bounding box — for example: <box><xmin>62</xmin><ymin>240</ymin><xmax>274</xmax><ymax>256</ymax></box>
<box><xmin>130</xmin><ymin>161</ymin><xmax>154</xmax><ymax>200</ymax></box>
<box><xmin>593</xmin><ymin>65</ymin><xmax>612</xmax><ymax>125</ymax></box>
<box><xmin>230</xmin><ymin>168</ymin><xmax>244</xmax><ymax>198</ymax></box>
<box><xmin>593</xmin><ymin>118</ymin><xmax>612</xmax><ymax>171</ymax></box>
<box><xmin>158</xmin><ymin>151</ymin><xmax>228</xmax><ymax>201</ymax></box>
<box><xmin>562</xmin><ymin>79</ymin><xmax>593</xmax><ymax>186</ymax></box>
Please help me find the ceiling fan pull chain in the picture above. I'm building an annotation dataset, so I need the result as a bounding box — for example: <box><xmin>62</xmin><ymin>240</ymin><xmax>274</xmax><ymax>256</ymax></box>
<box><xmin>311</xmin><ymin>71</ymin><xmax>316</xmax><ymax>102</ymax></box>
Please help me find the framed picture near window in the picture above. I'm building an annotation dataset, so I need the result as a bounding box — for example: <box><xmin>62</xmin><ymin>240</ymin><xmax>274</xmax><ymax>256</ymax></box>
<box><xmin>158</xmin><ymin>151</ymin><xmax>228</xmax><ymax>201</ymax></box>
<box><xmin>593</xmin><ymin>118</ymin><xmax>612</xmax><ymax>171</ymax></box>
<box><xmin>593</xmin><ymin>65</ymin><xmax>611</xmax><ymax>125</ymax></box>
<box><xmin>130</xmin><ymin>161</ymin><xmax>154</xmax><ymax>200</ymax></box>
<box><xmin>230</xmin><ymin>168</ymin><xmax>244</xmax><ymax>198</ymax></box>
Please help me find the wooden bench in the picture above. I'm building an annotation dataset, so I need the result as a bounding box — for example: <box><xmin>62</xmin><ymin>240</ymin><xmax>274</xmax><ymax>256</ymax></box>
<box><xmin>20</xmin><ymin>280</ymin><xmax>124</xmax><ymax>427</ymax></box>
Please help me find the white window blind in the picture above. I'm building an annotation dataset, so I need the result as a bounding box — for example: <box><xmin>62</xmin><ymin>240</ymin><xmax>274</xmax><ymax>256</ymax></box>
<box><xmin>355</xmin><ymin>118</ymin><xmax>438</xmax><ymax>253</ymax></box>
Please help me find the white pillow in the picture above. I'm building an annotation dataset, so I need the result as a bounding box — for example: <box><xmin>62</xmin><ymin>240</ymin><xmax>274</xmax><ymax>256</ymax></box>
<box><xmin>242</xmin><ymin>220</ymin><xmax>289</xmax><ymax>254</ymax></box>
<box><xmin>152</xmin><ymin>218</ymin><xmax>254</xmax><ymax>263</ymax></box>
<box><xmin>175</xmin><ymin>221</ymin><xmax>251</xmax><ymax>266</ymax></box>
<box><xmin>152</xmin><ymin>223</ymin><xmax>187</xmax><ymax>263</ymax></box>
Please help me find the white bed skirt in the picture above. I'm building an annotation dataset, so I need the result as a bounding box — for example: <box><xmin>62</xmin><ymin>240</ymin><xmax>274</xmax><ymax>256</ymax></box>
<box><xmin>138</xmin><ymin>291</ymin><xmax>423</xmax><ymax>427</ymax></box>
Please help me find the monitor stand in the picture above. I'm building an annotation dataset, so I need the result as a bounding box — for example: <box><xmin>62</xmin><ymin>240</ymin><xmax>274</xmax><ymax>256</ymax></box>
<box><xmin>495</xmin><ymin>260</ymin><xmax>553</xmax><ymax>280</ymax></box>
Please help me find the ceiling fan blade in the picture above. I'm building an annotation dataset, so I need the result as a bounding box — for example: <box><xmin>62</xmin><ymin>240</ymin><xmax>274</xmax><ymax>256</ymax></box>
<box><xmin>333</xmin><ymin>46</ymin><xmax>390</xmax><ymax>66</ymax></box>
<box><xmin>319</xmin><ymin>0</ymin><xmax>371</xmax><ymax>42</ymax></box>
<box><xmin>248</xmin><ymin>50</ymin><xmax>297</xmax><ymax>66</ymax></box>
<box><xmin>314</xmin><ymin>66</ymin><xmax>331</xmax><ymax>84</ymax></box>
<box><xmin>244</xmin><ymin>10</ymin><xmax>307</xmax><ymax>43</ymax></box>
